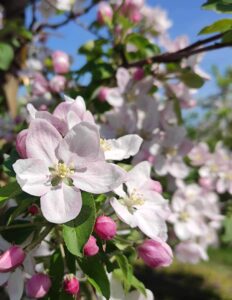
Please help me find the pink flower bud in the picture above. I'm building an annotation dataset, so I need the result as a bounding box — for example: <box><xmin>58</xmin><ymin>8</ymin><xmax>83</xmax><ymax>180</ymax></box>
<box><xmin>130</xmin><ymin>10</ymin><xmax>141</xmax><ymax>23</ymax></box>
<box><xmin>138</xmin><ymin>239</ymin><xmax>173</xmax><ymax>268</ymax></box>
<box><xmin>49</xmin><ymin>75</ymin><xmax>66</xmax><ymax>93</ymax></box>
<box><xmin>38</xmin><ymin>104</ymin><xmax>48</xmax><ymax>111</ymax></box>
<box><xmin>16</xmin><ymin>129</ymin><xmax>28</xmax><ymax>158</ymax></box>
<box><xmin>133</xmin><ymin>68</ymin><xmax>144</xmax><ymax>81</ymax></box>
<box><xmin>0</xmin><ymin>245</ymin><xmax>26</xmax><ymax>272</ymax></box>
<box><xmin>97</xmin><ymin>2</ymin><xmax>113</xmax><ymax>25</ymax></box>
<box><xmin>63</xmin><ymin>274</ymin><xmax>80</xmax><ymax>295</ymax></box>
<box><xmin>94</xmin><ymin>216</ymin><xmax>117</xmax><ymax>240</ymax></box>
<box><xmin>28</xmin><ymin>204</ymin><xmax>40</xmax><ymax>216</ymax></box>
<box><xmin>83</xmin><ymin>235</ymin><xmax>99</xmax><ymax>256</ymax></box>
<box><xmin>150</xmin><ymin>180</ymin><xmax>163</xmax><ymax>194</ymax></box>
<box><xmin>26</xmin><ymin>274</ymin><xmax>51</xmax><ymax>299</ymax></box>
<box><xmin>52</xmin><ymin>51</ymin><xmax>70</xmax><ymax>74</ymax></box>
<box><xmin>98</xmin><ymin>87</ymin><xmax>109</xmax><ymax>102</ymax></box>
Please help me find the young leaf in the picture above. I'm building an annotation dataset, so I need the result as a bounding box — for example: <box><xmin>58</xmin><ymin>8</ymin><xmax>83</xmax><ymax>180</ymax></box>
<box><xmin>199</xmin><ymin>19</ymin><xmax>232</xmax><ymax>35</ymax></box>
<box><xmin>79</xmin><ymin>255</ymin><xmax>110</xmax><ymax>299</ymax></box>
<box><xmin>63</xmin><ymin>192</ymin><xmax>96</xmax><ymax>257</ymax></box>
<box><xmin>0</xmin><ymin>181</ymin><xmax>22</xmax><ymax>203</ymax></box>
<box><xmin>115</xmin><ymin>254</ymin><xmax>133</xmax><ymax>291</ymax></box>
<box><xmin>222</xmin><ymin>216</ymin><xmax>232</xmax><ymax>242</ymax></box>
<box><xmin>0</xmin><ymin>43</ymin><xmax>14</xmax><ymax>70</ymax></box>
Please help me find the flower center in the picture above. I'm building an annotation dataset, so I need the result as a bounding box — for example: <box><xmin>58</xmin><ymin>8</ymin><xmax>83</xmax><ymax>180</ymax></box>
<box><xmin>49</xmin><ymin>162</ymin><xmax>75</xmax><ymax>186</ymax></box>
<box><xmin>179</xmin><ymin>211</ymin><xmax>189</xmax><ymax>222</ymax></box>
<box><xmin>100</xmin><ymin>138</ymin><xmax>111</xmax><ymax>151</ymax></box>
<box><xmin>122</xmin><ymin>189</ymin><xmax>145</xmax><ymax>211</ymax></box>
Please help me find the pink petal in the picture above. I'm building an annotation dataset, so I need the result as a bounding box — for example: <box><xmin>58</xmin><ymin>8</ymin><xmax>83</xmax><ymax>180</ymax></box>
<box><xmin>26</xmin><ymin>119</ymin><xmax>62</xmax><ymax>165</ymax></box>
<box><xmin>57</xmin><ymin>122</ymin><xmax>102</xmax><ymax>165</ymax></box>
<box><xmin>40</xmin><ymin>184</ymin><xmax>82</xmax><ymax>224</ymax></box>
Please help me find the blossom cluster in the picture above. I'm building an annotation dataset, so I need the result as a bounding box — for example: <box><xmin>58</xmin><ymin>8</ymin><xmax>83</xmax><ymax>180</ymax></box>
<box><xmin>0</xmin><ymin>0</ymin><xmax>229</xmax><ymax>299</ymax></box>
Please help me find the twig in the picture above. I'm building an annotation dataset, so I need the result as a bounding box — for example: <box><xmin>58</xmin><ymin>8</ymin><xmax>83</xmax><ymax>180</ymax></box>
<box><xmin>0</xmin><ymin>222</ymin><xmax>48</xmax><ymax>231</ymax></box>
<box><xmin>35</xmin><ymin>0</ymin><xmax>101</xmax><ymax>33</ymax></box>
<box><xmin>29</xmin><ymin>0</ymin><xmax>37</xmax><ymax>30</ymax></box>
<box><xmin>125</xmin><ymin>41</ymin><xmax>232</xmax><ymax>68</ymax></box>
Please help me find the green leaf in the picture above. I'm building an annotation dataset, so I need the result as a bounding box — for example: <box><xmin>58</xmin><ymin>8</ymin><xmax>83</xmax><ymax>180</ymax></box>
<box><xmin>0</xmin><ymin>43</ymin><xmax>14</xmax><ymax>71</ymax></box>
<box><xmin>199</xmin><ymin>19</ymin><xmax>232</xmax><ymax>34</ymax></box>
<box><xmin>125</xmin><ymin>33</ymin><xmax>160</xmax><ymax>62</ymax></box>
<box><xmin>1</xmin><ymin>220</ymin><xmax>34</xmax><ymax>244</ymax></box>
<box><xmin>202</xmin><ymin>0</ymin><xmax>232</xmax><ymax>13</ymax></box>
<box><xmin>49</xmin><ymin>250</ymin><xmax>64</xmax><ymax>298</ymax></box>
<box><xmin>79</xmin><ymin>255</ymin><xmax>110</xmax><ymax>299</ymax></box>
<box><xmin>115</xmin><ymin>254</ymin><xmax>133</xmax><ymax>291</ymax></box>
<box><xmin>222</xmin><ymin>29</ymin><xmax>232</xmax><ymax>42</ymax></box>
<box><xmin>63</xmin><ymin>192</ymin><xmax>96</xmax><ymax>257</ymax></box>
<box><xmin>180</xmin><ymin>69</ymin><xmax>205</xmax><ymax>88</ymax></box>
<box><xmin>0</xmin><ymin>181</ymin><xmax>22</xmax><ymax>203</ymax></box>
<box><xmin>222</xmin><ymin>216</ymin><xmax>232</xmax><ymax>242</ymax></box>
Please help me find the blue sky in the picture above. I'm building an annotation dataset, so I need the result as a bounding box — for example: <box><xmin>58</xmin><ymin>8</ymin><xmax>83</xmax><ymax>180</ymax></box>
<box><xmin>27</xmin><ymin>0</ymin><xmax>232</xmax><ymax>97</ymax></box>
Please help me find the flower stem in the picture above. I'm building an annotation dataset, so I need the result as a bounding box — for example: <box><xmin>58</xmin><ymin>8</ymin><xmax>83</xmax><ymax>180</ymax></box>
<box><xmin>0</xmin><ymin>222</ymin><xmax>48</xmax><ymax>232</ymax></box>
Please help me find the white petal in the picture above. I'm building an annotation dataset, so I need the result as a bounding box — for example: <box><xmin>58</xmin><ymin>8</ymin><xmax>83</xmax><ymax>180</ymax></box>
<box><xmin>26</xmin><ymin>119</ymin><xmax>62</xmax><ymax>165</ymax></box>
<box><xmin>110</xmin><ymin>198</ymin><xmax>137</xmax><ymax>227</ymax></box>
<box><xmin>6</xmin><ymin>269</ymin><xmax>24</xmax><ymax>300</ymax></box>
<box><xmin>40</xmin><ymin>184</ymin><xmax>82</xmax><ymax>224</ymax></box>
<box><xmin>0</xmin><ymin>272</ymin><xmax>10</xmax><ymax>286</ymax></box>
<box><xmin>135</xmin><ymin>209</ymin><xmax>168</xmax><ymax>241</ymax></box>
<box><xmin>116</xmin><ymin>68</ymin><xmax>131</xmax><ymax>92</ymax></box>
<box><xmin>106</xmin><ymin>88</ymin><xmax>124</xmax><ymax>107</ymax></box>
<box><xmin>13</xmin><ymin>158</ymin><xmax>50</xmax><ymax>196</ymax></box>
<box><xmin>104</xmin><ymin>135</ymin><xmax>143</xmax><ymax>161</ymax></box>
<box><xmin>72</xmin><ymin>162</ymin><xmax>126</xmax><ymax>194</ymax></box>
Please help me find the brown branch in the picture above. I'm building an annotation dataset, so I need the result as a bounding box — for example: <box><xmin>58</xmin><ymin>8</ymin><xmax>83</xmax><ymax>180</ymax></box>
<box><xmin>35</xmin><ymin>0</ymin><xmax>100</xmax><ymax>33</ymax></box>
<box><xmin>125</xmin><ymin>40</ymin><xmax>232</xmax><ymax>68</ymax></box>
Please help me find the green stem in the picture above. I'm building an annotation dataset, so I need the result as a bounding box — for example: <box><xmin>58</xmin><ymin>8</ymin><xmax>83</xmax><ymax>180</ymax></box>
<box><xmin>0</xmin><ymin>222</ymin><xmax>48</xmax><ymax>232</ymax></box>
<box><xmin>25</xmin><ymin>224</ymin><xmax>54</xmax><ymax>252</ymax></box>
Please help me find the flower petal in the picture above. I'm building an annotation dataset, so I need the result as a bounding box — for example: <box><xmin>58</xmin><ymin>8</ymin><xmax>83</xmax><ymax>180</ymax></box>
<box><xmin>106</xmin><ymin>88</ymin><xmax>124</xmax><ymax>107</ymax></box>
<box><xmin>13</xmin><ymin>159</ymin><xmax>50</xmax><ymax>196</ymax></box>
<box><xmin>134</xmin><ymin>209</ymin><xmax>168</xmax><ymax>241</ymax></box>
<box><xmin>40</xmin><ymin>184</ymin><xmax>82</xmax><ymax>224</ymax></box>
<box><xmin>6</xmin><ymin>269</ymin><xmax>24</xmax><ymax>300</ymax></box>
<box><xmin>104</xmin><ymin>135</ymin><xmax>143</xmax><ymax>161</ymax></box>
<box><xmin>0</xmin><ymin>272</ymin><xmax>10</xmax><ymax>286</ymax></box>
<box><xmin>57</xmin><ymin>122</ymin><xmax>102</xmax><ymax>165</ymax></box>
<box><xmin>26</xmin><ymin>119</ymin><xmax>62</xmax><ymax>165</ymax></box>
<box><xmin>110</xmin><ymin>198</ymin><xmax>136</xmax><ymax>227</ymax></box>
<box><xmin>72</xmin><ymin>162</ymin><xmax>126</xmax><ymax>194</ymax></box>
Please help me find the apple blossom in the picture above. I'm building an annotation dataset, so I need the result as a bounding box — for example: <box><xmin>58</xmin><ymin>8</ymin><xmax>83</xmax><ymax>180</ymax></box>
<box><xmin>49</xmin><ymin>75</ymin><xmax>66</xmax><ymax>93</ymax></box>
<box><xmin>188</xmin><ymin>142</ymin><xmax>210</xmax><ymax>166</ymax></box>
<box><xmin>13</xmin><ymin>119</ymin><xmax>126</xmax><ymax>223</ymax></box>
<box><xmin>175</xmin><ymin>241</ymin><xmax>208</xmax><ymax>264</ymax></box>
<box><xmin>111</xmin><ymin>161</ymin><xmax>168</xmax><ymax>241</ymax></box>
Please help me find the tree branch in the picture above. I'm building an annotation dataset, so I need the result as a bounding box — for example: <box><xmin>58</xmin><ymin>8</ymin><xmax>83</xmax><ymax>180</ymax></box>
<box><xmin>125</xmin><ymin>36</ymin><xmax>232</xmax><ymax>68</ymax></box>
<box><xmin>35</xmin><ymin>0</ymin><xmax>100</xmax><ymax>33</ymax></box>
